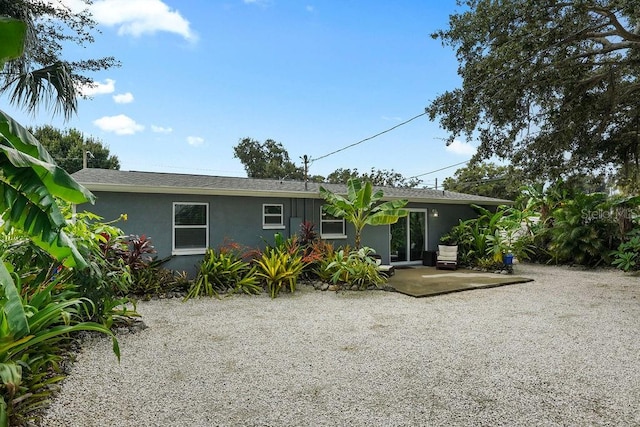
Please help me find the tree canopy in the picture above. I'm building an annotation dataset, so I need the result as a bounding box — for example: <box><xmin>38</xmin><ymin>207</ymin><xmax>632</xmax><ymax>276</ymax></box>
<box><xmin>442</xmin><ymin>162</ymin><xmax>524</xmax><ymax>200</ymax></box>
<box><xmin>29</xmin><ymin>125</ymin><xmax>120</xmax><ymax>173</ymax></box>
<box><xmin>0</xmin><ymin>0</ymin><xmax>119</xmax><ymax>119</ymax></box>
<box><xmin>428</xmin><ymin>0</ymin><xmax>640</xmax><ymax>192</ymax></box>
<box><xmin>326</xmin><ymin>168</ymin><xmax>423</xmax><ymax>188</ymax></box>
<box><xmin>233</xmin><ymin>137</ymin><xmax>305</xmax><ymax>180</ymax></box>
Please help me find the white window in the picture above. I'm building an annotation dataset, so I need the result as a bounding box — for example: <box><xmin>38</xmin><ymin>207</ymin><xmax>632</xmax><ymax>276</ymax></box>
<box><xmin>173</xmin><ymin>202</ymin><xmax>208</xmax><ymax>255</ymax></box>
<box><xmin>320</xmin><ymin>207</ymin><xmax>346</xmax><ymax>239</ymax></box>
<box><xmin>263</xmin><ymin>204</ymin><xmax>285</xmax><ymax>229</ymax></box>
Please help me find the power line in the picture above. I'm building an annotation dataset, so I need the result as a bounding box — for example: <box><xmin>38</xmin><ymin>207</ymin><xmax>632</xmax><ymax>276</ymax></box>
<box><xmin>408</xmin><ymin>159</ymin><xmax>470</xmax><ymax>179</ymax></box>
<box><xmin>307</xmin><ymin>18</ymin><xmax>606</xmax><ymax>178</ymax></box>
<box><xmin>310</xmin><ymin>110</ymin><xmax>427</xmax><ymax>163</ymax></box>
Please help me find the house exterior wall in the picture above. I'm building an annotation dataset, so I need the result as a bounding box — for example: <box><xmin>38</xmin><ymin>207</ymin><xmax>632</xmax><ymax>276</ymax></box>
<box><xmin>78</xmin><ymin>192</ymin><xmax>483</xmax><ymax>276</ymax></box>
<box><xmin>425</xmin><ymin>203</ymin><xmax>479</xmax><ymax>249</ymax></box>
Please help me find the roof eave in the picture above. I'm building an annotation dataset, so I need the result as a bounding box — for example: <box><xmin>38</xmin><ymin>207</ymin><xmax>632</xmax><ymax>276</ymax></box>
<box><xmin>82</xmin><ymin>183</ymin><xmax>322</xmax><ymax>199</ymax></box>
<box><xmin>80</xmin><ymin>183</ymin><xmax>511</xmax><ymax>205</ymax></box>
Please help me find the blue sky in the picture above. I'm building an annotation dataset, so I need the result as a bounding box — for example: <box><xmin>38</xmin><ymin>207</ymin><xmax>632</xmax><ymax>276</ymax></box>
<box><xmin>2</xmin><ymin>0</ymin><xmax>477</xmax><ymax>188</ymax></box>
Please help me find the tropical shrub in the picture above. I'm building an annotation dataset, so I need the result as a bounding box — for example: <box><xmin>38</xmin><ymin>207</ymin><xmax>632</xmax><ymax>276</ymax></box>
<box><xmin>0</xmin><ymin>267</ymin><xmax>119</xmax><ymax>426</ymax></box>
<box><xmin>298</xmin><ymin>220</ymin><xmax>317</xmax><ymax>247</ymax></box>
<box><xmin>611</xmin><ymin>228</ymin><xmax>640</xmax><ymax>272</ymax></box>
<box><xmin>546</xmin><ymin>192</ymin><xmax>617</xmax><ymax>266</ymax></box>
<box><xmin>185</xmin><ymin>247</ymin><xmax>260</xmax><ymax>300</ymax></box>
<box><xmin>312</xmin><ymin>242</ymin><xmax>339</xmax><ymax>282</ymax></box>
<box><xmin>440</xmin><ymin>204</ymin><xmax>530</xmax><ymax>268</ymax></box>
<box><xmin>325</xmin><ymin>247</ymin><xmax>386</xmax><ymax>290</ymax></box>
<box><xmin>299</xmin><ymin>238</ymin><xmax>333</xmax><ymax>282</ymax></box>
<box><xmin>476</xmin><ymin>256</ymin><xmax>504</xmax><ymax>271</ymax></box>
<box><xmin>64</xmin><ymin>211</ymin><xmax>138</xmax><ymax>327</ymax></box>
<box><xmin>255</xmin><ymin>247</ymin><xmax>305</xmax><ymax>298</ymax></box>
<box><xmin>129</xmin><ymin>258</ymin><xmax>190</xmax><ymax>297</ymax></box>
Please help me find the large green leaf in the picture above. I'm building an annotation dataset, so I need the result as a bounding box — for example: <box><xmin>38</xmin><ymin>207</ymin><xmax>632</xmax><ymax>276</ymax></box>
<box><xmin>0</xmin><ymin>111</ymin><xmax>95</xmax><ymax>203</ymax></box>
<box><xmin>371</xmin><ymin>199</ymin><xmax>409</xmax><ymax>213</ymax></box>
<box><xmin>367</xmin><ymin>209</ymin><xmax>409</xmax><ymax>226</ymax></box>
<box><xmin>0</xmin><ymin>162</ymin><xmax>86</xmax><ymax>268</ymax></box>
<box><xmin>0</xmin><ymin>17</ymin><xmax>26</xmax><ymax>69</ymax></box>
<box><xmin>0</xmin><ymin>110</ymin><xmax>95</xmax><ymax>268</ymax></box>
<box><xmin>0</xmin><ymin>263</ymin><xmax>29</xmax><ymax>339</ymax></box>
<box><xmin>7</xmin><ymin>323</ymin><xmax>120</xmax><ymax>362</ymax></box>
<box><xmin>346</xmin><ymin>177</ymin><xmax>362</xmax><ymax>203</ymax></box>
<box><xmin>355</xmin><ymin>179</ymin><xmax>372</xmax><ymax>209</ymax></box>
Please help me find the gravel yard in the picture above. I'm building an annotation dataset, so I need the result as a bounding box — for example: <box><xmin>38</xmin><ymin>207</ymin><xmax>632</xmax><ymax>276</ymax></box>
<box><xmin>40</xmin><ymin>264</ymin><xmax>640</xmax><ymax>427</ymax></box>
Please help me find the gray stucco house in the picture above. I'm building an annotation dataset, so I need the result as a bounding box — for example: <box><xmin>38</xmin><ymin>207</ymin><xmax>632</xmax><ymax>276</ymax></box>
<box><xmin>71</xmin><ymin>168</ymin><xmax>509</xmax><ymax>276</ymax></box>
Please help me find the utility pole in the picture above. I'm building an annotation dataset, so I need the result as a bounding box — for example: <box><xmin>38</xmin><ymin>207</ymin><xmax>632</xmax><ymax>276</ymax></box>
<box><xmin>83</xmin><ymin>150</ymin><xmax>93</xmax><ymax>169</ymax></box>
<box><xmin>302</xmin><ymin>154</ymin><xmax>309</xmax><ymax>190</ymax></box>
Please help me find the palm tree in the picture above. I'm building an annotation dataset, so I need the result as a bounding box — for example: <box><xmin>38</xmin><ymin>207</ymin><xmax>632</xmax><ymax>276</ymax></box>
<box><xmin>319</xmin><ymin>178</ymin><xmax>409</xmax><ymax>249</ymax></box>
<box><xmin>0</xmin><ymin>2</ymin><xmax>79</xmax><ymax>119</ymax></box>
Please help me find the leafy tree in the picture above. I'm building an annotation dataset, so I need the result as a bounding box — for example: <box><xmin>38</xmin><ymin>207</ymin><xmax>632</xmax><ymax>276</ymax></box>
<box><xmin>233</xmin><ymin>137</ymin><xmax>304</xmax><ymax>180</ymax></box>
<box><xmin>29</xmin><ymin>125</ymin><xmax>120</xmax><ymax>173</ymax></box>
<box><xmin>428</xmin><ymin>0</ymin><xmax>640</xmax><ymax>192</ymax></box>
<box><xmin>0</xmin><ymin>0</ymin><xmax>119</xmax><ymax>119</ymax></box>
<box><xmin>326</xmin><ymin>167</ymin><xmax>423</xmax><ymax>188</ymax></box>
<box><xmin>443</xmin><ymin>162</ymin><xmax>524</xmax><ymax>200</ymax></box>
<box><xmin>319</xmin><ymin>178</ymin><xmax>409</xmax><ymax>249</ymax></box>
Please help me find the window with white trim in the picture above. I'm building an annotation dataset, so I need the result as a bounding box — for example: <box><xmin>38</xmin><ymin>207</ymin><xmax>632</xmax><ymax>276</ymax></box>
<box><xmin>263</xmin><ymin>204</ymin><xmax>285</xmax><ymax>229</ymax></box>
<box><xmin>320</xmin><ymin>207</ymin><xmax>346</xmax><ymax>238</ymax></box>
<box><xmin>173</xmin><ymin>202</ymin><xmax>208</xmax><ymax>255</ymax></box>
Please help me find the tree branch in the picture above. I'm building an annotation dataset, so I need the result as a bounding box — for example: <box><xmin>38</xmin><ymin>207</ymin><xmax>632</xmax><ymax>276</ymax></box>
<box><xmin>588</xmin><ymin>6</ymin><xmax>640</xmax><ymax>43</ymax></box>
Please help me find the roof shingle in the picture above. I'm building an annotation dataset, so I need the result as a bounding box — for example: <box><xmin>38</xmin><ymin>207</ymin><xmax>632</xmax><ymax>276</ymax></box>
<box><xmin>71</xmin><ymin>168</ymin><xmax>511</xmax><ymax>205</ymax></box>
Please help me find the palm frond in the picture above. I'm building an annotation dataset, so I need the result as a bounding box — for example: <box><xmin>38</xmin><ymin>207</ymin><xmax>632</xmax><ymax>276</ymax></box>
<box><xmin>1</xmin><ymin>62</ymin><xmax>78</xmax><ymax>120</ymax></box>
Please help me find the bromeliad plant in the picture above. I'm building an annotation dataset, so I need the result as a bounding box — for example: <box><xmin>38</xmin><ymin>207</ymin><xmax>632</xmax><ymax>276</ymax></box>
<box><xmin>254</xmin><ymin>246</ymin><xmax>305</xmax><ymax>298</ymax></box>
<box><xmin>0</xmin><ymin>268</ymin><xmax>119</xmax><ymax>425</ymax></box>
<box><xmin>325</xmin><ymin>247</ymin><xmax>386</xmax><ymax>290</ymax></box>
<box><xmin>185</xmin><ymin>246</ymin><xmax>260</xmax><ymax>300</ymax></box>
<box><xmin>253</xmin><ymin>234</ymin><xmax>305</xmax><ymax>298</ymax></box>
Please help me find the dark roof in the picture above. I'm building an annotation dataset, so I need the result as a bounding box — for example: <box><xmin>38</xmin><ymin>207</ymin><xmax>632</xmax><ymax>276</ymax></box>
<box><xmin>71</xmin><ymin>168</ymin><xmax>511</xmax><ymax>205</ymax></box>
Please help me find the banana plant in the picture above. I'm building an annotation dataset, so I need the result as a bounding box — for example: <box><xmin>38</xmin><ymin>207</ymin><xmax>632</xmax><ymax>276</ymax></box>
<box><xmin>0</xmin><ymin>16</ymin><xmax>95</xmax><ymax>332</ymax></box>
<box><xmin>319</xmin><ymin>178</ymin><xmax>409</xmax><ymax>249</ymax></box>
<box><xmin>0</xmin><ymin>17</ymin><xmax>109</xmax><ymax>426</ymax></box>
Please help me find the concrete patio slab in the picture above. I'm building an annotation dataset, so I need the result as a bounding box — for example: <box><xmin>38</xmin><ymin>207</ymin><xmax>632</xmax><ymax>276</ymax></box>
<box><xmin>387</xmin><ymin>266</ymin><xmax>533</xmax><ymax>297</ymax></box>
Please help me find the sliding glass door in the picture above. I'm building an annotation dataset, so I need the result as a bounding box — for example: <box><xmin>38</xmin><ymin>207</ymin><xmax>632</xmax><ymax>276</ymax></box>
<box><xmin>390</xmin><ymin>210</ymin><xmax>426</xmax><ymax>263</ymax></box>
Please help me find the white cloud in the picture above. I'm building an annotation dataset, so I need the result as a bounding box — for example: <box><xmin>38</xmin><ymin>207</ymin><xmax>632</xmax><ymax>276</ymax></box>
<box><xmin>445</xmin><ymin>139</ymin><xmax>477</xmax><ymax>156</ymax></box>
<box><xmin>306</xmin><ymin>5</ymin><xmax>315</xmax><ymax>12</ymax></box>
<box><xmin>113</xmin><ymin>92</ymin><xmax>134</xmax><ymax>104</ymax></box>
<box><xmin>93</xmin><ymin>114</ymin><xmax>144</xmax><ymax>135</ymax></box>
<box><xmin>187</xmin><ymin>136</ymin><xmax>204</xmax><ymax>147</ymax></box>
<box><xmin>151</xmin><ymin>125</ymin><xmax>173</xmax><ymax>134</ymax></box>
<box><xmin>79</xmin><ymin>78</ymin><xmax>115</xmax><ymax>97</ymax></box>
<box><xmin>90</xmin><ymin>0</ymin><xmax>197</xmax><ymax>41</ymax></box>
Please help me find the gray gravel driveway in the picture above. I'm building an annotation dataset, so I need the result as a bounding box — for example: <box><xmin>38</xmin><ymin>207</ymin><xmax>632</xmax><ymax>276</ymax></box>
<box><xmin>41</xmin><ymin>264</ymin><xmax>640</xmax><ymax>426</ymax></box>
